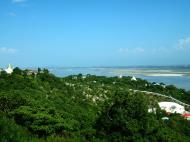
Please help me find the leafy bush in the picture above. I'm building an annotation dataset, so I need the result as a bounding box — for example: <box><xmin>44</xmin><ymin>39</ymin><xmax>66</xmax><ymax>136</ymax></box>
<box><xmin>0</xmin><ymin>114</ymin><xmax>39</xmax><ymax>142</ymax></box>
<box><xmin>0</xmin><ymin>92</ymin><xmax>27</xmax><ymax>112</ymax></box>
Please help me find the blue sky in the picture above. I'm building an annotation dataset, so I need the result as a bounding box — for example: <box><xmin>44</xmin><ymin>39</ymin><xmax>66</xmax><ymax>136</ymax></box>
<box><xmin>0</xmin><ymin>0</ymin><xmax>190</xmax><ymax>67</ymax></box>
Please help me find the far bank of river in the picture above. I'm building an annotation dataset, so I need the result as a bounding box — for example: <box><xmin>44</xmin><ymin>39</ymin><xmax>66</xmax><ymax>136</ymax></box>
<box><xmin>50</xmin><ymin>67</ymin><xmax>190</xmax><ymax>91</ymax></box>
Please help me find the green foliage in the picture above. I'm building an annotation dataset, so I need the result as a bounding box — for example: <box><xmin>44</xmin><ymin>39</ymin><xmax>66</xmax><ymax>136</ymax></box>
<box><xmin>0</xmin><ymin>114</ymin><xmax>40</xmax><ymax>142</ymax></box>
<box><xmin>95</xmin><ymin>91</ymin><xmax>190</xmax><ymax>142</ymax></box>
<box><xmin>13</xmin><ymin>67</ymin><xmax>23</xmax><ymax>75</ymax></box>
<box><xmin>0</xmin><ymin>68</ymin><xmax>189</xmax><ymax>141</ymax></box>
<box><xmin>11</xmin><ymin>106</ymin><xmax>81</xmax><ymax>137</ymax></box>
<box><xmin>95</xmin><ymin>91</ymin><xmax>149</xmax><ymax>141</ymax></box>
<box><xmin>0</xmin><ymin>91</ymin><xmax>27</xmax><ymax>112</ymax></box>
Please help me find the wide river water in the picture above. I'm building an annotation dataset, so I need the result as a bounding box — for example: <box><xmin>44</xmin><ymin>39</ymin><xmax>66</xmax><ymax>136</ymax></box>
<box><xmin>49</xmin><ymin>67</ymin><xmax>190</xmax><ymax>91</ymax></box>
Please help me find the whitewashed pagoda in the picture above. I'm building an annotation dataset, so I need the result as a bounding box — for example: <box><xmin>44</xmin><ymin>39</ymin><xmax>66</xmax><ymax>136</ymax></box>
<box><xmin>131</xmin><ymin>76</ymin><xmax>137</xmax><ymax>81</ymax></box>
<box><xmin>5</xmin><ymin>64</ymin><xmax>13</xmax><ymax>74</ymax></box>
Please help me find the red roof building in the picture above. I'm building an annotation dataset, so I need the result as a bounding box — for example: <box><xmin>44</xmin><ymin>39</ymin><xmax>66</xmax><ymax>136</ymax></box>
<box><xmin>182</xmin><ymin>113</ymin><xmax>190</xmax><ymax>120</ymax></box>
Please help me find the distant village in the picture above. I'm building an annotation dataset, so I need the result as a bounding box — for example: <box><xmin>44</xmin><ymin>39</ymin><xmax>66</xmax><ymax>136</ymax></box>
<box><xmin>0</xmin><ymin>64</ymin><xmax>190</xmax><ymax>121</ymax></box>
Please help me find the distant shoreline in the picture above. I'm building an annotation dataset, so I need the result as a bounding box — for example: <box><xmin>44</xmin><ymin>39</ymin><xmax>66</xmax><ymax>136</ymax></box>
<box><xmin>50</xmin><ymin>67</ymin><xmax>190</xmax><ymax>91</ymax></box>
<box><xmin>145</xmin><ymin>74</ymin><xmax>183</xmax><ymax>77</ymax></box>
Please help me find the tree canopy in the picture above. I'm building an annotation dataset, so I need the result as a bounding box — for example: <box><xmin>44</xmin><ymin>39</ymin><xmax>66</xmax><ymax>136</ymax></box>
<box><xmin>0</xmin><ymin>67</ymin><xmax>189</xmax><ymax>141</ymax></box>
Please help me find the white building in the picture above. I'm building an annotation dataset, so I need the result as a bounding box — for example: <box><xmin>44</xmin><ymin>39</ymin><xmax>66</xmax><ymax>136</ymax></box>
<box><xmin>161</xmin><ymin>117</ymin><xmax>169</xmax><ymax>121</ymax></box>
<box><xmin>182</xmin><ymin>113</ymin><xmax>190</xmax><ymax>120</ymax></box>
<box><xmin>131</xmin><ymin>76</ymin><xmax>137</xmax><ymax>81</ymax></box>
<box><xmin>82</xmin><ymin>76</ymin><xmax>86</xmax><ymax>79</ymax></box>
<box><xmin>148</xmin><ymin>108</ymin><xmax>156</xmax><ymax>113</ymax></box>
<box><xmin>158</xmin><ymin>102</ymin><xmax>185</xmax><ymax>114</ymax></box>
<box><xmin>118</xmin><ymin>74</ymin><xmax>123</xmax><ymax>79</ymax></box>
<box><xmin>5</xmin><ymin>64</ymin><xmax>13</xmax><ymax>74</ymax></box>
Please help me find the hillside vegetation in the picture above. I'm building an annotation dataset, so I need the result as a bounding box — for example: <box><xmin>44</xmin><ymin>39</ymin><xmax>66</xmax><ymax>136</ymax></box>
<box><xmin>0</xmin><ymin>68</ymin><xmax>189</xmax><ymax>142</ymax></box>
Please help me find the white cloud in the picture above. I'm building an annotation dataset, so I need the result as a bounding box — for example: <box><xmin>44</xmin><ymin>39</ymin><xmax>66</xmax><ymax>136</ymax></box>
<box><xmin>176</xmin><ymin>37</ymin><xmax>190</xmax><ymax>49</ymax></box>
<box><xmin>118</xmin><ymin>47</ymin><xmax>145</xmax><ymax>54</ymax></box>
<box><xmin>118</xmin><ymin>48</ymin><xmax>129</xmax><ymax>53</ymax></box>
<box><xmin>117</xmin><ymin>46</ymin><xmax>172</xmax><ymax>57</ymax></box>
<box><xmin>117</xmin><ymin>37</ymin><xmax>190</xmax><ymax>59</ymax></box>
<box><xmin>0</xmin><ymin>47</ymin><xmax>17</xmax><ymax>54</ymax></box>
<box><xmin>12</xmin><ymin>0</ymin><xmax>27</xmax><ymax>4</ymax></box>
<box><xmin>8</xmin><ymin>12</ymin><xmax>16</xmax><ymax>16</ymax></box>
<box><xmin>134</xmin><ymin>47</ymin><xmax>145</xmax><ymax>53</ymax></box>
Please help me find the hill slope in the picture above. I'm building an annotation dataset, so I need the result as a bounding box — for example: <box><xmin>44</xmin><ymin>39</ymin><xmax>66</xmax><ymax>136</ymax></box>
<box><xmin>0</xmin><ymin>68</ymin><xmax>189</xmax><ymax>141</ymax></box>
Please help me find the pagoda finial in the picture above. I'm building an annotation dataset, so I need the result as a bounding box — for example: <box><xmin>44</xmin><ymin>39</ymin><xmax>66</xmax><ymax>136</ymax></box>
<box><xmin>8</xmin><ymin>64</ymin><xmax>12</xmax><ymax>68</ymax></box>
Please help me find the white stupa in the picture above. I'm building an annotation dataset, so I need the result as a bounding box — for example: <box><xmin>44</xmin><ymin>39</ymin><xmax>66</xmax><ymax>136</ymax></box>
<box><xmin>5</xmin><ymin>64</ymin><xmax>13</xmax><ymax>74</ymax></box>
<box><xmin>118</xmin><ymin>74</ymin><xmax>123</xmax><ymax>79</ymax></box>
<box><xmin>131</xmin><ymin>76</ymin><xmax>137</xmax><ymax>81</ymax></box>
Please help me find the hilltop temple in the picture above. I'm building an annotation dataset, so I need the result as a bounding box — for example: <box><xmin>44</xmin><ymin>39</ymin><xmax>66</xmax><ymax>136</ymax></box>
<box><xmin>4</xmin><ymin>64</ymin><xmax>13</xmax><ymax>74</ymax></box>
<box><xmin>131</xmin><ymin>76</ymin><xmax>137</xmax><ymax>81</ymax></box>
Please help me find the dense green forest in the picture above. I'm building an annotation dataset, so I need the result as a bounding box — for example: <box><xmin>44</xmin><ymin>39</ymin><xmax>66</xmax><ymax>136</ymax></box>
<box><xmin>0</xmin><ymin>68</ymin><xmax>189</xmax><ymax>142</ymax></box>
